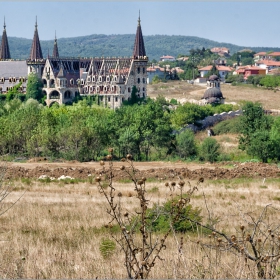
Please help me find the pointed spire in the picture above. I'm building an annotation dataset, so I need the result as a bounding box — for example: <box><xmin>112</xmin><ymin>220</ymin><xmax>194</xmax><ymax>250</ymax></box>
<box><xmin>29</xmin><ymin>16</ymin><xmax>43</xmax><ymax>60</ymax></box>
<box><xmin>0</xmin><ymin>17</ymin><xmax>11</xmax><ymax>60</ymax></box>
<box><xmin>133</xmin><ymin>11</ymin><xmax>146</xmax><ymax>58</ymax></box>
<box><xmin>52</xmin><ymin>30</ymin><xmax>59</xmax><ymax>58</ymax></box>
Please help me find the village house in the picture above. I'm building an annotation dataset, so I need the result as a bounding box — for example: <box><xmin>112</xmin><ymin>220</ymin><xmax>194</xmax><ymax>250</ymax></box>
<box><xmin>211</xmin><ymin>47</ymin><xmax>230</xmax><ymax>57</ymax></box>
<box><xmin>234</xmin><ymin>65</ymin><xmax>266</xmax><ymax>79</ymax></box>
<box><xmin>198</xmin><ymin>65</ymin><xmax>233</xmax><ymax>81</ymax></box>
<box><xmin>160</xmin><ymin>55</ymin><xmax>176</xmax><ymax>62</ymax></box>
<box><xmin>254</xmin><ymin>52</ymin><xmax>280</xmax><ymax>62</ymax></box>
<box><xmin>255</xmin><ymin>60</ymin><xmax>280</xmax><ymax>74</ymax></box>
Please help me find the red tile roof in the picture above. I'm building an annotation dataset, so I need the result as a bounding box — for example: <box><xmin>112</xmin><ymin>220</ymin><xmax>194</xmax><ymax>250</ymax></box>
<box><xmin>256</xmin><ymin>60</ymin><xmax>280</xmax><ymax>66</ymax></box>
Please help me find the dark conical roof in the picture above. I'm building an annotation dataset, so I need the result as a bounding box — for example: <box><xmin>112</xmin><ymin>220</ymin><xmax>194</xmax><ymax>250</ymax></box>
<box><xmin>133</xmin><ymin>12</ymin><xmax>146</xmax><ymax>58</ymax></box>
<box><xmin>0</xmin><ymin>18</ymin><xmax>11</xmax><ymax>60</ymax></box>
<box><xmin>52</xmin><ymin>32</ymin><xmax>59</xmax><ymax>58</ymax></box>
<box><xmin>29</xmin><ymin>17</ymin><xmax>43</xmax><ymax>60</ymax></box>
<box><xmin>204</xmin><ymin>87</ymin><xmax>223</xmax><ymax>99</ymax></box>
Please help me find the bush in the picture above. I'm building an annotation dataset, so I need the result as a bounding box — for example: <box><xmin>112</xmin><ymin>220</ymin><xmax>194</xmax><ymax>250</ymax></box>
<box><xmin>213</xmin><ymin>117</ymin><xmax>242</xmax><ymax>135</ymax></box>
<box><xmin>200</xmin><ymin>137</ymin><xmax>220</xmax><ymax>162</ymax></box>
<box><xmin>176</xmin><ymin>129</ymin><xmax>197</xmax><ymax>159</ymax></box>
<box><xmin>146</xmin><ymin>196</ymin><xmax>202</xmax><ymax>233</ymax></box>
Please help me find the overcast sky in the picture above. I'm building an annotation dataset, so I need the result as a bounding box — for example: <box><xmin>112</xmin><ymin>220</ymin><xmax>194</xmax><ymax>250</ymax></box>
<box><xmin>0</xmin><ymin>1</ymin><xmax>279</xmax><ymax>48</ymax></box>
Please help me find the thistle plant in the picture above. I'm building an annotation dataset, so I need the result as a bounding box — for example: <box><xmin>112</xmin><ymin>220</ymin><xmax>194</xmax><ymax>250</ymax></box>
<box><xmin>95</xmin><ymin>149</ymin><xmax>201</xmax><ymax>279</ymax></box>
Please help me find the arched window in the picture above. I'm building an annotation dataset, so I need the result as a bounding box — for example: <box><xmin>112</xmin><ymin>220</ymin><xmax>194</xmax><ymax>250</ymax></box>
<box><xmin>137</xmin><ymin>67</ymin><xmax>140</xmax><ymax>74</ymax></box>
<box><xmin>137</xmin><ymin>78</ymin><xmax>140</xmax><ymax>84</ymax></box>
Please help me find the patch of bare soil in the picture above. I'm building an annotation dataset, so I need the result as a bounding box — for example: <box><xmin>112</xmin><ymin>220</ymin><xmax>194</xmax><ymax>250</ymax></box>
<box><xmin>3</xmin><ymin>161</ymin><xmax>280</xmax><ymax>181</ymax></box>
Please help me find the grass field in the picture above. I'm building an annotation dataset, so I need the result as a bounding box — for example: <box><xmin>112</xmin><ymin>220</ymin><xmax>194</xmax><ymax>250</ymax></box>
<box><xmin>147</xmin><ymin>81</ymin><xmax>280</xmax><ymax>110</ymax></box>
<box><xmin>0</xmin><ymin>165</ymin><xmax>280</xmax><ymax>279</ymax></box>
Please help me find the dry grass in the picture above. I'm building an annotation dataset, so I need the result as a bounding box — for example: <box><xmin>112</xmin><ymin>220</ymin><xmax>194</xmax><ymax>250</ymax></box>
<box><xmin>0</xmin><ymin>172</ymin><xmax>280</xmax><ymax>279</ymax></box>
<box><xmin>147</xmin><ymin>81</ymin><xmax>280</xmax><ymax>110</ymax></box>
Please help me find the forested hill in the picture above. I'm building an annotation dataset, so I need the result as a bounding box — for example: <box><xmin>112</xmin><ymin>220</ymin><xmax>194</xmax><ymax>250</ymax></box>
<box><xmin>3</xmin><ymin>34</ymin><xmax>280</xmax><ymax>61</ymax></box>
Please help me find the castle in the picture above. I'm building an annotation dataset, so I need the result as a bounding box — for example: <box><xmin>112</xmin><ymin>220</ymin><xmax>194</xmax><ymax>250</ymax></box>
<box><xmin>0</xmin><ymin>15</ymin><xmax>148</xmax><ymax>109</ymax></box>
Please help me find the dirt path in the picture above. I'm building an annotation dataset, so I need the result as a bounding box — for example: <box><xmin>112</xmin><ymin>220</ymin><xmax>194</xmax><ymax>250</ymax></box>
<box><xmin>2</xmin><ymin>160</ymin><xmax>280</xmax><ymax>181</ymax></box>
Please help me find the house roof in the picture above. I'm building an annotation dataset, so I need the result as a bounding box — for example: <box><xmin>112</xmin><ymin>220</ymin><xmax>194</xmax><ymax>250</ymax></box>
<box><xmin>254</xmin><ymin>52</ymin><xmax>267</xmax><ymax>56</ymax></box>
<box><xmin>256</xmin><ymin>60</ymin><xmax>280</xmax><ymax>66</ymax></box>
<box><xmin>198</xmin><ymin>65</ymin><xmax>233</xmax><ymax>71</ymax></box>
<box><xmin>160</xmin><ymin>55</ymin><xmax>175</xmax><ymax>59</ymax></box>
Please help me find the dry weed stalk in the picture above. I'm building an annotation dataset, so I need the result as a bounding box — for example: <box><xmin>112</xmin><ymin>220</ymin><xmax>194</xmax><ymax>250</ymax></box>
<box><xmin>190</xmin><ymin>204</ymin><xmax>280</xmax><ymax>279</ymax></box>
<box><xmin>95</xmin><ymin>150</ymin><xmax>200</xmax><ymax>279</ymax></box>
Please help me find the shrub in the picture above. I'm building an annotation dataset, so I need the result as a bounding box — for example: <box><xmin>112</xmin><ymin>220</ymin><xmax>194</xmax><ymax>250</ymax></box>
<box><xmin>200</xmin><ymin>137</ymin><xmax>220</xmax><ymax>162</ymax></box>
<box><xmin>213</xmin><ymin>117</ymin><xmax>242</xmax><ymax>135</ymax></box>
<box><xmin>176</xmin><ymin>129</ymin><xmax>197</xmax><ymax>159</ymax></box>
<box><xmin>146</xmin><ymin>197</ymin><xmax>202</xmax><ymax>233</ymax></box>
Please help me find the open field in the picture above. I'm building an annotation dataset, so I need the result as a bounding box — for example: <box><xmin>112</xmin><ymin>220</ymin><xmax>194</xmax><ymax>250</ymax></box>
<box><xmin>0</xmin><ymin>160</ymin><xmax>280</xmax><ymax>278</ymax></box>
<box><xmin>147</xmin><ymin>81</ymin><xmax>280</xmax><ymax>110</ymax></box>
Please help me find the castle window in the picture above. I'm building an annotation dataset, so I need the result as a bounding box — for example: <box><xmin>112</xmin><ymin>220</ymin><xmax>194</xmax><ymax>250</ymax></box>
<box><xmin>9</xmin><ymin>77</ymin><xmax>12</xmax><ymax>83</ymax></box>
<box><xmin>137</xmin><ymin>78</ymin><xmax>140</xmax><ymax>84</ymax></box>
<box><xmin>143</xmin><ymin>87</ymin><xmax>145</xmax><ymax>91</ymax></box>
<box><xmin>70</xmin><ymin>79</ymin><xmax>74</xmax><ymax>85</ymax></box>
<box><xmin>13</xmin><ymin>77</ymin><xmax>16</xmax><ymax>82</ymax></box>
<box><xmin>128</xmin><ymin>87</ymin><xmax>131</xmax><ymax>93</ymax></box>
<box><xmin>115</xmin><ymin>97</ymin><xmax>118</xmax><ymax>102</ymax></box>
<box><xmin>81</xmin><ymin>79</ymin><xmax>84</xmax><ymax>85</ymax></box>
<box><xmin>143</xmin><ymin>68</ymin><xmax>145</xmax><ymax>74</ymax></box>
<box><xmin>137</xmin><ymin>67</ymin><xmax>140</xmax><ymax>74</ymax></box>
<box><xmin>99</xmin><ymin>76</ymin><xmax>103</xmax><ymax>82</ymax></box>
<box><xmin>92</xmin><ymin>76</ymin><xmax>95</xmax><ymax>82</ymax></box>
<box><xmin>142</xmin><ymin>78</ymin><xmax>145</xmax><ymax>83</ymax></box>
<box><xmin>0</xmin><ymin>77</ymin><xmax>4</xmax><ymax>83</ymax></box>
<box><xmin>87</xmin><ymin>77</ymin><xmax>91</xmax><ymax>82</ymax></box>
<box><xmin>106</xmin><ymin>76</ymin><xmax>110</xmax><ymax>82</ymax></box>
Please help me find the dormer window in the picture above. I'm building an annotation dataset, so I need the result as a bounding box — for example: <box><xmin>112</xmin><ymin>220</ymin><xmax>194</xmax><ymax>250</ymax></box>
<box><xmin>13</xmin><ymin>77</ymin><xmax>17</xmax><ymax>82</ymax></box>
<box><xmin>99</xmin><ymin>76</ymin><xmax>103</xmax><ymax>82</ymax></box>
<box><xmin>92</xmin><ymin>76</ymin><xmax>95</xmax><ymax>82</ymax></box>
<box><xmin>9</xmin><ymin>77</ymin><xmax>12</xmax><ymax>83</ymax></box>
<box><xmin>81</xmin><ymin>79</ymin><xmax>84</xmax><ymax>85</ymax></box>
<box><xmin>87</xmin><ymin>77</ymin><xmax>91</xmax><ymax>82</ymax></box>
<box><xmin>0</xmin><ymin>77</ymin><xmax>4</xmax><ymax>83</ymax></box>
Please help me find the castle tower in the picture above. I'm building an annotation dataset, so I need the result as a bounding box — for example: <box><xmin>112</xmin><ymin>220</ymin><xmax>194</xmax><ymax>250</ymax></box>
<box><xmin>0</xmin><ymin>18</ymin><xmax>11</xmax><ymax>60</ymax></box>
<box><xmin>133</xmin><ymin>12</ymin><xmax>146</xmax><ymax>58</ymax></box>
<box><xmin>29</xmin><ymin>17</ymin><xmax>43</xmax><ymax>60</ymax></box>
<box><xmin>131</xmin><ymin>12</ymin><xmax>148</xmax><ymax>100</ymax></box>
<box><xmin>27</xmin><ymin>17</ymin><xmax>45</xmax><ymax>76</ymax></box>
<box><xmin>52</xmin><ymin>31</ymin><xmax>59</xmax><ymax>58</ymax></box>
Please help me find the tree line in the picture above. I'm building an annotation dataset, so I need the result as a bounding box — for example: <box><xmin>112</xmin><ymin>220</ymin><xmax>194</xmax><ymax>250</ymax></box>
<box><xmin>0</xmin><ymin>94</ymin><xmax>238</xmax><ymax>162</ymax></box>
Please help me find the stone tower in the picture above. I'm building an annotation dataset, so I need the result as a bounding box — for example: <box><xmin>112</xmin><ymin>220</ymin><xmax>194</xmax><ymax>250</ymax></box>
<box><xmin>0</xmin><ymin>18</ymin><xmax>11</xmax><ymax>60</ymax></box>
<box><xmin>132</xmin><ymin>12</ymin><xmax>148</xmax><ymax>99</ymax></box>
<box><xmin>27</xmin><ymin>17</ymin><xmax>45</xmax><ymax>76</ymax></box>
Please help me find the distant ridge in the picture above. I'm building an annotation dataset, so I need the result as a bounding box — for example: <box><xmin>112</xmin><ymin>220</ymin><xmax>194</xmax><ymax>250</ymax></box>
<box><xmin>1</xmin><ymin>34</ymin><xmax>280</xmax><ymax>60</ymax></box>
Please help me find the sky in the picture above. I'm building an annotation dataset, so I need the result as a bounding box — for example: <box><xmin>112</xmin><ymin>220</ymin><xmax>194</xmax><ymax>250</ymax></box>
<box><xmin>0</xmin><ymin>1</ymin><xmax>280</xmax><ymax>48</ymax></box>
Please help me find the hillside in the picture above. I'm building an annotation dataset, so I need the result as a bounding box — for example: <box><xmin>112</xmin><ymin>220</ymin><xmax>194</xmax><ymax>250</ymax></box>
<box><xmin>2</xmin><ymin>34</ymin><xmax>280</xmax><ymax>61</ymax></box>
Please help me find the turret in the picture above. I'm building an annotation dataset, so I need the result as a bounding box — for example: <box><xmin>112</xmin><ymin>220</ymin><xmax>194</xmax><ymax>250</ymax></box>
<box><xmin>52</xmin><ymin>31</ymin><xmax>59</xmax><ymax>58</ymax></box>
<box><xmin>29</xmin><ymin>17</ymin><xmax>43</xmax><ymax>60</ymax></box>
<box><xmin>0</xmin><ymin>18</ymin><xmax>11</xmax><ymax>60</ymax></box>
<box><xmin>133</xmin><ymin>11</ymin><xmax>146</xmax><ymax>58</ymax></box>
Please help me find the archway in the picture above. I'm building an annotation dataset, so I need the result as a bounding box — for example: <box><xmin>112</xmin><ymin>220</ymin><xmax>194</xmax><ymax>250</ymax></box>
<box><xmin>64</xmin><ymin>90</ymin><xmax>72</xmax><ymax>99</ymax></box>
<box><xmin>50</xmin><ymin>90</ymin><xmax>60</xmax><ymax>99</ymax></box>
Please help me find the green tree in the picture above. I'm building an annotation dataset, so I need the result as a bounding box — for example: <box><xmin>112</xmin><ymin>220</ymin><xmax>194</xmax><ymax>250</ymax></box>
<box><xmin>200</xmin><ymin>137</ymin><xmax>220</xmax><ymax>163</ymax></box>
<box><xmin>26</xmin><ymin>73</ymin><xmax>44</xmax><ymax>101</ymax></box>
<box><xmin>176</xmin><ymin>129</ymin><xmax>197</xmax><ymax>159</ymax></box>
